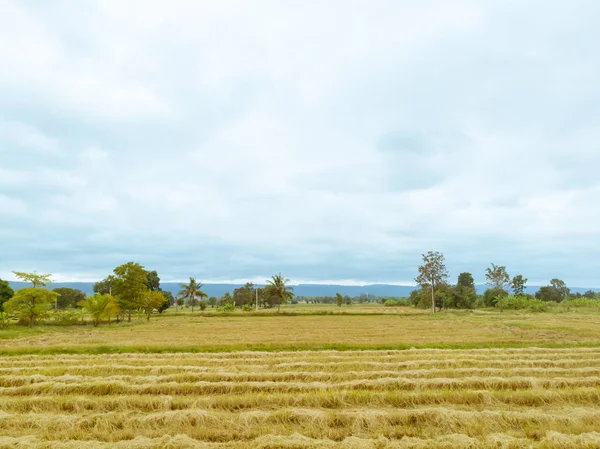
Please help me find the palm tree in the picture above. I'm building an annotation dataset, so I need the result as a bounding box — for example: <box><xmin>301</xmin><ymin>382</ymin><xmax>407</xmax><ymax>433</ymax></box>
<box><xmin>266</xmin><ymin>273</ymin><xmax>294</xmax><ymax>313</ymax></box>
<box><xmin>78</xmin><ymin>294</ymin><xmax>120</xmax><ymax>327</ymax></box>
<box><xmin>178</xmin><ymin>277</ymin><xmax>207</xmax><ymax>312</ymax></box>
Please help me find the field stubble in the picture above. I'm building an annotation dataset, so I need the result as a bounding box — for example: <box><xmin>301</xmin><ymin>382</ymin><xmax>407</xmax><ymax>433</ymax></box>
<box><xmin>1</xmin><ymin>348</ymin><xmax>600</xmax><ymax>448</ymax></box>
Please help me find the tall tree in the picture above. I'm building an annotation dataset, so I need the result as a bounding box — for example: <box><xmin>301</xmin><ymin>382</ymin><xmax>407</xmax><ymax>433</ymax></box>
<box><xmin>265</xmin><ymin>273</ymin><xmax>294</xmax><ymax>312</ymax></box>
<box><xmin>450</xmin><ymin>272</ymin><xmax>477</xmax><ymax>309</ymax></box>
<box><xmin>550</xmin><ymin>278</ymin><xmax>570</xmax><ymax>300</ymax></box>
<box><xmin>178</xmin><ymin>277</ymin><xmax>206</xmax><ymax>312</ymax></box>
<box><xmin>485</xmin><ymin>264</ymin><xmax>510</xmax><ymax>312</ymax></box>
<box><xmin>78</xmin><ymin>294</ymin><xmax>120</xmax><ymax>327</ymax></box>
<box><xmin>112</xmin><ymin>262</ymin><xmax>149</xmax><ymax>322</ymax></box>
<box><xmin>4</xmin><ymin>288</ymin><xmax>58</xmax><ymax>327</ymax></box>
<box><xmin>12</xmin><ymin>271</ymin><xmax>52</xmax><ymax>288</ymax></box>
<box><xmin>415</xmin><ymin>251</ymin><xmax>448</xmax><ymax>313</ymax></box>
<box><xmin>0</xmin><ymin>279</ymin><xmax>14</xmax><ymax>312</ymax></box>
<box><xmin>336</xmin><ymin>293</ymin><xmax>344</xmax><ymax>307</ymax></box>
<box><xmin>52</xmin><ymin>288</ymin><xmax>86</xmax><ymax>309</ymax></box>
<box><xmin>511</xmin><ymin>274</ymin><xmax>528</xmax><ymax>296</ymax></box>
<box><xmin>94</xmin><ymin>275</ymin><xmax>116</xmax><ymax>295</ymax></box>
<box><xmin>146</xmin><ymin>270</ymin><xmax>161</xmax><ymax>291</ymax></box>
<box><xmin>139</xmin><ymin>290</ymin><xmax>168</xmax><ymax>320</ymax></box>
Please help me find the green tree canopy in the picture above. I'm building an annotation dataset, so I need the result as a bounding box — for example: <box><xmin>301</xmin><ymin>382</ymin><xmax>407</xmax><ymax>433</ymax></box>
<box><xmin>178</xmin><ymin>277</ymin><xmax>207</xmax><ymax>312</ymax></box>
<box><xmin>511</xmin><ymin>274</ymin><xmax>528</xmax><ymax>296</ymax></box>
<box><xmin>485</xmin><ymin>264</ymin><xmax>510</xmax><ymax>312</ymax></box>
<box><xmin>112</xmin><ymin>262</ymin><xmax>150</xmax><ymax>322</ymax></box>
<box><xmin>139</xmin><ymin>290</ymin><xmax>167</xmax><ymax>320</ymax></box>
<box><xmin>52</xmin><ymin>288</ymin><xmax>86</xmax><ymax>309</ymax></box>
<box><xmin>265</xmin><ymin>273</ymin><xmax>294</xmax><ymax>312</ymax></box>
<box><xmin>448</xmin><ymin>272</ymin><xmax>477</xmax><ymax>309</ymax></box>
<box><xmin>12</xmin><ymin>271</ymin><xmax>52</xmax><ymax>288</ymax></box>
<box><xmin>93</xmin><ymin>275</ymin><xmax>116</xmax><ymax>295</ymax></box>
<box><xmin>78</xmin><ymin>294</ymin><xmax>120</xmax><ymax>327</ymax></box>
<box><xmin>4</xmin><ymin>288</ymin><xmax>58</xmax><ymax>327</ymax></box>
<box><xmin>0</xmin><ymin>279</ymin><xmax>14</xmax><ymax>312</ymax></box>
<box><xmin>415</xmin><ymin>251</ymin><xmax>448</xmax><ymax>313</ymax></box>
<box><xmin>336</xmin><ymin>293</ymin><xmax>343</xmax><ymax>307</ymax></box>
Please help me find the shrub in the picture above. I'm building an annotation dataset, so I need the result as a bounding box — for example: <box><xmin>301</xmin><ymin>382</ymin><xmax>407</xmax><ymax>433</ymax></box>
<box><xmin>500</xmin><ymin>295</ymin><xmax>550</xmax><ymax>312</ymax></box>
<box><xmin>52</xmin><ymin>310</ymin><xmax>83</xmax><ymax>326</ymax></box>
<box><xmin>199</xmin><ymin>300</ymin><xmax>208</xmax><ymax>311</ymax></box>
<box><xmin>384</xmin><ymin>299</ymin><xmax>410</xmax><ymax>307</ymax></box>
<box><xmin>217</xmin><ymin>302</ymin><xmax>236</xmax><ymax>312</ymax></box>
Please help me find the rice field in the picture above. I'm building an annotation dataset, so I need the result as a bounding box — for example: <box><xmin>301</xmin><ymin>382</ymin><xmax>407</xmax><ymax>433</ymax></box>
<box><xmin>1</xmin><ymin>347</ymin><xmax>600</xmax><ymax>448</ymax></box>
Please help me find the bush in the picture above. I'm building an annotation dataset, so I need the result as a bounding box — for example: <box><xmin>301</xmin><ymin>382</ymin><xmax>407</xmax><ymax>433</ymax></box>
<box><xmin>384</xmin><ymin>299</ymin><xmax>410</xmax><ymax>307</ymax></box>
<box><xmin>559</xmin><ymin>298</ymin><xmax>600</xmax><ymax>311</ymax></box>
<box><xmin>242</xmin><ymin>304</ymin><xmax>254</xmax><ymax>312</ymax></box>
<box><xmin>199</xmin><ymin>301</ymin><xmax>208</xmax><ymax>311</ymax></box>
<box><xmin>52</xmin><ymin>310</ymin><xmax>84</xmax><ymax>326</ymax></box>
<box><xmin>217</xmin><ymin>302</ymin><xmax>236</xmax><ymax>312</ymax></box>
<box><xmin>500</xmin><ymin>295</ymin><xmax>550</xmax><ymax>312</ymax></box>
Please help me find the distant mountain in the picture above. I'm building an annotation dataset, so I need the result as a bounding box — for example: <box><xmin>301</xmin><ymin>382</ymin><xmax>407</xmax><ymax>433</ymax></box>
<box><xmin>8</xmin><ymin>282</ymin><xmax>599</xmax><ymax>298</ymax></box>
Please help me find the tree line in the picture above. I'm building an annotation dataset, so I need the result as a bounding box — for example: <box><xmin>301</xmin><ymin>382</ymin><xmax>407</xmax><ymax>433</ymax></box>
<box><xmin>414</xmin><ymin>251</ymin><xmax>598</xmax><ymax>312</ymax></box>
<box><xmin>0</xmin><ymin>262</ymin><xmax>296</xmax><ymax>327</ymax></box>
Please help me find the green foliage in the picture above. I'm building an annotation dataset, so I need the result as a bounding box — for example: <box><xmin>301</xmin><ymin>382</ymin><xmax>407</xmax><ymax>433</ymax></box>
<box><xmin>559</xmin><ymin>298</ymin><xmax>600</xmax><ymax>311</ymax></box>
<box><xmin>52</xmin><ymin>288</ymin><xmax>86</xmax><ymax>309</ymax></box>
<box><xmin>3</xmin><ymin>288</ymin><xmax>58</xmax><ymax>327</ymax></box>
<box><xmin>138</xmin><ymin>290</ymin><xmax>168</xmax><ymax>320</ymax></box>
<box><xmin>217</xmin><ymin>302</ymin><xmax>236</xmax><ymax>312</ymax></box>
<box><xmin>78</xmin><ymin>294</ymin><xmax>120</xmax><ymax>326</ymax></box>
<box><xmin>52</xmin><ymin>310</ymin><xmax>84</xmax><ymax>326</ymax></box>
<box><xmin>199</xmin><ymin>300</ymin><xmax>208</xmax><ymax>311</ymax></box>
<box><xmin>158</xmin><ymin>291</ymin><xmax>173</xmax><ymax>313</ymax></box>
<box><xmin>12</xmin><ymin>271</ymin><xmax>52</xmax><ymax>288</ymax></box>
<box><xmin>483</xmin><ymin>288</ymin><xmax>508</xmax><ymax>307</ymax></box>
<box><xmin>265</xmin><ymin>273</ymin><xmax>294</xmax><ymax>312</ymax></box>
<box><xmin>415</xmin><ymin>251</ymin><xmax>448</xmax><ymax>313</ymax></box>
<box><xmin>220</xmin><ymin>292</ymin><xmax>234</xmax><ymax>306</ymax></box>
<box><xmin>146</xmin><ymin>270</ymin><xmax>161</xmax><ymax>291</ymax></box>
<box><xmin>178</xmin><ymin>277</ymin><xmax>207</xmax><ymax>312</ymax></box>
<box><xmin>336</xmin><ymin>293</ymin><xmax>343</xmax><ymax>307</ymax></box>
<box><xmin>535</xmin><ymin>285</ymin><xmax>564</xmax><ymax>303</ymax></box>
<box><xmin>447</xmin><ymin>272</ymin><xmax>477</xmax><ymax>309</ymax></box>
<box><xmin>511</xmin><ymin>274</ymin><xmax>528</xmax><ymax>296</ymax></box>
<box><xmin>0</xmin><ymin>279</ymin><xmax>14</xmax><ymax>311</ymax></box>
<box><xmin>0</xmin><ymin>312</ymin><xmax>9</xmax><ymax>328</ymax></box>
<box><xmin>485</xmin><ymin>264</ymin><xmax>510</xmax><ymax>311</ymax></box>
<box><xmin>384</xmin><ymin>299</ymin><xmax>409</xmax><ymax>307</ymax></box>
<box><xmin>112</xmin><ymin>262</ymin><xmax>150</xmax><ymax>321</ymax></box>
<box><xmin>93</xmin><ymin>275</ymin><xmax>116</xmax><ymax>295</ymax></box>
<box><xmin>501</xmin><ymin>295</ymin><xmax>550</xmax><ymax>312</ymax></box>
<box><xmin>242</xmin><ymin>304</ymin><xmax>254</xmax><ymax>312</ymax></box>
<box><xmin>208</xmin><ymin>296</ymin><xmax>217</xmax><ymax>308</ymax></box>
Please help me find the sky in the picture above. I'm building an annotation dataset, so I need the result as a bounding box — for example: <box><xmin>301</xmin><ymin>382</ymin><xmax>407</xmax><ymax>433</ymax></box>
<box><xmin>1</xmin><ymin>0</ymin><xmax>599</xmax><ymax>286</ymax></box>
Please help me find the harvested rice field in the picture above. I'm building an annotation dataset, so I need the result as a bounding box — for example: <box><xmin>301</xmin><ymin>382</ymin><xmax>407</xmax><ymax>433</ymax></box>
<box><xmin>1</xmin><ymin>347</ymin><xmax>600</xmax><ymax>448</ymax></box>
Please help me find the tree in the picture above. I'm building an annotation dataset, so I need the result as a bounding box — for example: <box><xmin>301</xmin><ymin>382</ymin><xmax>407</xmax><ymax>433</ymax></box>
<box><xmin>233</xmin><ymin>283</ymin><xmax>256</xmax><ymax>307</ymax></box>
<box><xmin>12</xmin><ymin>271</ymin><xmax>52</xmax><ymax>288</ymax></box>
<box><xmin>449</xmin><ymin>272</ymin><xmax>477</xmax><ymax>309</ymax></box>
<box><xmin>146</xmin><ymin>270</ymin><xmax>161</xmax><ymax>291</ymax></box>
<box><xmin>483</xmin><ymin>288</ymin><xmax>508</xmax><ymax>307</ymax></box>
<box><xmin>220</xmin><ymin>292</ymin><xmax>234</xmax><ymax>306</ymax></box>
<box><xmin>485</xmin><ymin>264</ymin><xmax>510</xmax><ymax>312</ymax></box>
<box><xmin>208</xmin><ymin>296</ymin><xmax>218</xmax><ymax>308</ymax></box>
<box><xmin>336</xmin><ymin>293</ymin><xmax>343</xmax><ymax>307</ymax></box>
<box><xmin>178</xmin><ymin>277</ymin><xmax>207</xmax><ymax>312</ymax></box>
<box><xmin>550</xmin><ymin>278</ymin><xmax>570</xmax><ymax>300</ymax></box>
<box><xmin>4</xmin><ymin>288</ymin><xmax>58</xmax><ymax>327</ymax></box>
<box><xmin>511</xmin><ymin>274</ymin><xmax>528</xmax><ymax>296</ymax></box>
<box><xmin>78</xmin><ymin>294</ymin><xmax>120</xmax><ymax>327</ymax></box>
<box><xmin>0</xmin><ymin>279</ymin><xmax>14</xmax><ymax>312</ymax></box>
<box><xmin>415</xmin><ymin>251</ymin><xmax>448</xmax><ymax>313</ymax></box>
<box><xmin>112</xmin><ymin>262</ymin><xmax>150</xmax><ymax>322</ymax></box>
<box><xmin>583</xmin><ymin>290</ymin><xmax>597</xmax><ymax>299</ymax></box>
<box><xmin>52</xmin><ymin>288</ymin><xmax>86</xmax><ymax>309</ymax></box>
<box><xmin>158</xmin><ymin>291</ymin><xmax>174</xmax><ymax>313</ymax></box>
<box><xmin>138</xmin><ymin>290</ymin><xmax>167</xmax><ymax>320</ymax></box>
<box><xmin>94</xmin><ymin>275</ymin><xmax>116</xmax><ymax>295</ymax></box>
<box><xmin>265</xmin><ymin>273</ymin><xmax>294</xmax><ymax>312</ymax></box>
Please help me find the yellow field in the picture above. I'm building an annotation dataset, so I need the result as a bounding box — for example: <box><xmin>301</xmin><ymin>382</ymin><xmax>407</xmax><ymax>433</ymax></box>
<box><xmin>1</xmin><ymin>309</ymin><xmax>600</xmax><ymax>447</ymax></box>
<box><xmin>2</xmin><ymin>309</ymin><xmax>600</xmax><ymax>352</ymax></box>
<box><xmin>1</xmin><ymin>348</ymin><xmax>600</xmax><ymax>447</ymax></box>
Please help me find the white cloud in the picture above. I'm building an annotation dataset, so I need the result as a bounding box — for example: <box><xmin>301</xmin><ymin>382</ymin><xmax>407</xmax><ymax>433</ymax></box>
<box><xmin>0</xmin><ymin>0</ymin><xmax>599</xmax><ymax>286</ymax></box>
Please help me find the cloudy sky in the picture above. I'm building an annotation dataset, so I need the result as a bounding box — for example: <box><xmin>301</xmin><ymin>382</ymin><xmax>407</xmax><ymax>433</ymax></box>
<box><xmin>1</xmin><ymin>1</ymin><xmax>599</xmax><ymax>286</ymax></box>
